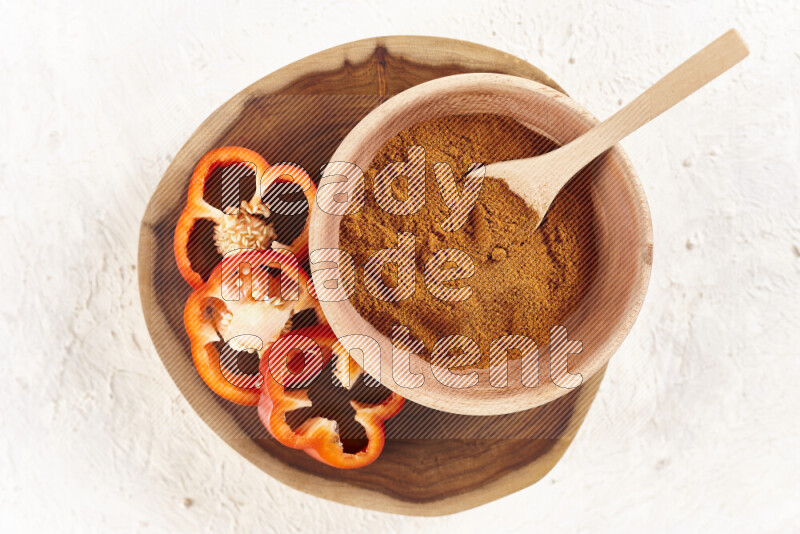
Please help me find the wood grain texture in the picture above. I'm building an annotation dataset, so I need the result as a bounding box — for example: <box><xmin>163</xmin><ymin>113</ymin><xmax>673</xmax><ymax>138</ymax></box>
<box><xmin>139</xmin><ymin>35</ymin><xmax>608</xmax><ymax>516</ymax></box>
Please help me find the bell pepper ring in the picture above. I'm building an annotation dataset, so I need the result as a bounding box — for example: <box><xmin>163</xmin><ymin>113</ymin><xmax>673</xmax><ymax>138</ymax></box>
<box><xmin>258</xmin><ymin>329</ymin><xmax>405</xmax><ymax>469</ymax></box>
<box><xmin>174</xmin><ymin>146</ymin><xmax>316</xmax><ymax>288</ymax></box>
<box><xmin>183</xmin><ymin>249</ymin><xmax>326</xmax><ymax>405</ymax></box>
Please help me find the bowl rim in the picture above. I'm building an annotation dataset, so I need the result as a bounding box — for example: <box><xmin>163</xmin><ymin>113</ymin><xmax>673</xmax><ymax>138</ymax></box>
<box><xmin>309</xmin><ymin>72</ymin><xmax>653</xmax><ymax>416</ymax></box>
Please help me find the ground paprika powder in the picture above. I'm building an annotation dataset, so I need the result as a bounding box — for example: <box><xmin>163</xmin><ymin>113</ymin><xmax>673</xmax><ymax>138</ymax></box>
<box><xmin>339</xmin><ymin>113</ymin><xmax>599</xmax><ymax>368</ymax></box>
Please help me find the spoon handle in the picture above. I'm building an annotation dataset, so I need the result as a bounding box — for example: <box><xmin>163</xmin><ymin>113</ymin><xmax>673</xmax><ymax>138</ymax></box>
<box><xmin>557</xmin><ymin>29</ymin><xmax>749</xmax><ymax>179</ymax></box>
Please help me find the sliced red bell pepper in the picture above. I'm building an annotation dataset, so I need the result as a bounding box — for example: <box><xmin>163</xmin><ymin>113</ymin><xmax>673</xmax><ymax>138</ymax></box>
<box><xmin>174</xmin><ymin>146</ymin><xmax>316</xmax><ymax>288</ymax></box>
<box><xmin>258</xmin><ymin>327</ymin><xmax>405</xmax><ymax>469</ymax></box>
<box><xmin>183</xmin><ymin>249</ymin><xmax>326</xmax><ymax>405</ymax></box>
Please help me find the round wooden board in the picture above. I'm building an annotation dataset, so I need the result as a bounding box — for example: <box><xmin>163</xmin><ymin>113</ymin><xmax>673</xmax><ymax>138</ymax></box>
<box><xmin>139</xmin><ymin>36</ymin><xmax>608</xmax><ymax>516</ymax></box>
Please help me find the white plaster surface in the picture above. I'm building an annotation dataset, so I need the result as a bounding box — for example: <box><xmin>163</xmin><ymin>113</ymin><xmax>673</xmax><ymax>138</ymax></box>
<box><xmin>1</xmin><ymin>0</ymin><xmax>798</xmax><ymax>532</ymax></box>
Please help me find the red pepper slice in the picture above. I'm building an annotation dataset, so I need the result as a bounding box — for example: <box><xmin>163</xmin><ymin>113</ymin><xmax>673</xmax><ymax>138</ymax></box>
<box><xmin>174</xmin><ymin>146</ymin><xmax>316</xmax><ymax>288</ymax></box>
<box><xmin>258</xmin><ymin>328</ymin><xmax>405</xmax><ymax>469</ymax></box>
<box><xmin>183</xmin><ymin>249</ymin><xmax>325</xmax><ymax>405</ymax></box>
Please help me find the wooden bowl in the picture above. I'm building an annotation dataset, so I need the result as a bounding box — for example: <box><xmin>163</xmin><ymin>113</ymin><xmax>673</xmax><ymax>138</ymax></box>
<box><xmin>139</xmin><ymin>36</ymin><xmax>619</xmax><ymax>515</ymax></box>
<box><xmin>310</xmin><ymin>73</ymin><xmax>653</xmax><ymax>416</ymax></box>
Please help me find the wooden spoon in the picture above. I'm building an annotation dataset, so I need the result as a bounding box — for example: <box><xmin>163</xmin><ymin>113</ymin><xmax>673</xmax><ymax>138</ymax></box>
<box><xmin>470</xmin><ymin>29</ymin><xmax>749</xmax><ymax>227</ymax></box>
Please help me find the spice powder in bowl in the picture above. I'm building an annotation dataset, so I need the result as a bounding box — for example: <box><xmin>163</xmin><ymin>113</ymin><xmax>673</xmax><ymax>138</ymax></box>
<box><xmin>338</xmin><ymin>113</ymin><xmax>599</xmax><ymax>369</ymax></box>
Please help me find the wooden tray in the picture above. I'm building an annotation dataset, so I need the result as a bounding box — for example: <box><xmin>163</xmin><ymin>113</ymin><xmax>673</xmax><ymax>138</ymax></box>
<box><xmin>138</xmin><ymin>36</ymin><xmax>607</xmax><ymax>516</ymax></box>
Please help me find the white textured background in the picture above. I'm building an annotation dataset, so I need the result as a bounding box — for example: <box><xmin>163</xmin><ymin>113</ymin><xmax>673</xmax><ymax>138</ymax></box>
<box><xmin>2</xmin><ymin>0</ymin><xmax>798</xmax><ymax>532</ymax></box>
